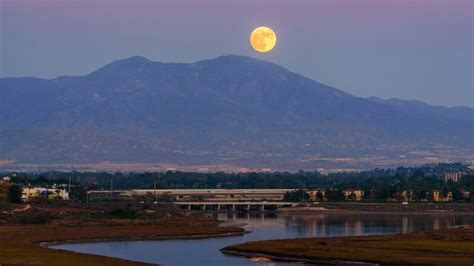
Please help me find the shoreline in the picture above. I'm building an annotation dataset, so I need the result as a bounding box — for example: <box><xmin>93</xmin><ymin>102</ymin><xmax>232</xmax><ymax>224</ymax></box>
<box><xmin>203</xmin><ymin>204</ymin><xmax>474</xmax><ymax>215</ymax></box>
<box><xmin>221</xmin><ymin>249</ymin><xmax>377</xmax><ymax>265</ymax></box>
<box><xmin>0</xmin><ymin>221</ymin><xmax>245</xmax><ymax>265</ymax></box>
<box><xmin>190</xmin><ymin>203</ymin><xmax>474</xmax><ymax>214</ymax></box>
<box><xmin>276</xmin><ymin>208</ymin><xmax>474</xmax><ymax>215</ymax></box>
<box><xmin>41</xmin><ymin>230</ymin><xmax>248</xmax><ymax>247</ymax></box>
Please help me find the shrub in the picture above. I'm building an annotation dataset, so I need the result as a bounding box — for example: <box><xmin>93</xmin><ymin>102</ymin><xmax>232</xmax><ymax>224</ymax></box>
<box><xmin>8</xmin><ymin>184</ymin><xmax>23</xmax><ymax>204</ymax></box>
<box><xmin>13</xmin><ymin>210</ymin><xmax>56</xmax><ymax>224</ymax></box>
<box><xmin>109</xmin><ymin>207</ymin><xmax>136</xmax><ymax>219</ymax></box>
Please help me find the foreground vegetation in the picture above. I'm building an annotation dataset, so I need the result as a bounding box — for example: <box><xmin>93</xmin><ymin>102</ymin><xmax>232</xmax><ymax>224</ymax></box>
<box><xmin>0</xmin><ymin>202</ymin><xmax>243</xmax><ymax>265</ymax></box>
<box><xmin>223</xmin><ymin>228</ymin><xmax>474</xmax><ymax>265</ymax></box>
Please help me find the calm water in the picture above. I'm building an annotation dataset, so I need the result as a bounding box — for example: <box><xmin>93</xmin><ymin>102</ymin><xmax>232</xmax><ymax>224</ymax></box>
<box><xmin>52</xmin><ymin>212</ymin><xmax>474</xmax><ymax>265</ymax></box>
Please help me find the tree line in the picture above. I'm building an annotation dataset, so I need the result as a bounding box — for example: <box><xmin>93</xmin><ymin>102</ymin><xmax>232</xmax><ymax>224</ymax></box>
<box><xmin>2</xmin><ymin>163</ymin><xmax>473</xmax><ymax>202</ymax></box>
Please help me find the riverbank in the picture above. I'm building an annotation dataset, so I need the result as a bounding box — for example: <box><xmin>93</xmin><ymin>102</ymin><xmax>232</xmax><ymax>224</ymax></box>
<box><xmin>0</xmin><ymin>203</ymin><xmax>244</xmax><ymax>265</ymax></box>
<box><xmin>222</xmin><ymin>227</ymin><xmax>474</xmax><ymax>265</ymax></box>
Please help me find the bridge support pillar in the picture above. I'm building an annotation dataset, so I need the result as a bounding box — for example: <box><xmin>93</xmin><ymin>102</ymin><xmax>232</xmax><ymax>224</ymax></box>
<box><xmin>260</xmin><ymin>204</ymin><xmax>265</xmax><ymax>211</ymax></box>
<box><xmin>188</xmin><ymin>204</ymin><xmax>191</xmax><ymax>210</ymax></box>
<box><xmin>201</xmin><ymin>204</ymin><xmax>206</xmax><ymax>211</ymax></box>
<box><xmin>232</xmin><ymin>204</ymin><xmax>236</xmax><ymax>211</ymax></box>
<box><xmin>245</xmin><ymin>204</ymin><xmax>250</xmax><ymax>212</ymax></box>
<box><xmin>217</xmin><ymin>204</ymin><xmax>221</xmax><ymax>211</ymax></box>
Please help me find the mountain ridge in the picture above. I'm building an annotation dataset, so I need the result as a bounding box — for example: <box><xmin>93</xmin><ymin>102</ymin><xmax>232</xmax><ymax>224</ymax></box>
<box><xmin>0</xmin><ymin>55</ymin><xmax>472</xmax><ymax>169</ymax></box>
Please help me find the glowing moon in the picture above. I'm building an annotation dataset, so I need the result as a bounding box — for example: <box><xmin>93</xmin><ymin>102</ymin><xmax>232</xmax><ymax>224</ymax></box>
<box><xmin>250</xmin><ymin>26</ymin><xmax>277</xmax><ymax>53</ymax></box>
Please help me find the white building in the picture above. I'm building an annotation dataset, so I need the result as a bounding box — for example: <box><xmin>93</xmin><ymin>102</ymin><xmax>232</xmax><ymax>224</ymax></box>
<box><xmin>443</xmin><ymin>172</ymin><xmax>461</xmax><ymax>182</ymax></box>
<box><xmin>22</xmin><ymin>187</ymin><xmax>69</xmax><ymax>201</ymax></box>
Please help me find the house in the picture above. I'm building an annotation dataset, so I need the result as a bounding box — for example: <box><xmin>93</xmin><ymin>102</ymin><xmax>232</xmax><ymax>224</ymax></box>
<box><xmin>395</xmin><ymin>190</ymin><xmax>413</xmax><ymax>202</ymax></box>
<box><xmin>432</xmin><ymin>190</ymin><xmax>452</xmax><ymax>202</ymax></box>
<box><xmin>445</xmin><ymin>191</ymin><xmax>453</xmax><ymax>201</ymax></box>
<box><xmin>433</xmin><ymin>190</ymin><xmax>441</xmax><ymax>201</ymax></box>
<box><xmin>460</xmin><ymin>190</ymin><xmax>471</xmax><ymax>201</ymax></box>
<box><xmin>308</xmin><ymin>188</ymin><xmax>326</xmax><ymax>201</ymax></box>
<box><xmin>343</xmin><ymin>189</ymin><xmax>364</xmax><ymax>201</ymax></box>
<box><xmin>401</xmin><ymin>190</ymin><xmax>413</xmax><ymax>201</ymax></box>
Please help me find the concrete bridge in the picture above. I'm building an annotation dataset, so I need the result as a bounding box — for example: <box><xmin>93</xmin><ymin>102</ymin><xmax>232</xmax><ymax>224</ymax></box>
<box><xmin>87</xmin><ymin>188</ymin><xmax>297</xmax><ymax>202</ymax></box>
<box><xmin>86</xmin><ymin>189</ymin><xmax>299</xmax><ymax>211</ymax></box>
<box><xmin>175</xmin><ymin>201</ymin><xmax>297</xmax><ymax>211</ymax></box>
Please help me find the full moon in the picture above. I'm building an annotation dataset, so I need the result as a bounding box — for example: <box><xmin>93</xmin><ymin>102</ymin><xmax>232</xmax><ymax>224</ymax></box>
<box><xmin>250</xmin><ymin>26</ymin><xmax>277</xmax><ymax>53</ymax></box>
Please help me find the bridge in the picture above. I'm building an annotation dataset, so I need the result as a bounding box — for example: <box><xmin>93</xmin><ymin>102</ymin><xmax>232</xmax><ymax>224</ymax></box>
<box><xmin>87</xmin><ymin>188</ymin><xmax>297</xmax><ymax>202</ymax></box>
<box><xmin>86</xmin><ymin>189</ymin><xmax>301</xmax><ymax>211</ymax></box>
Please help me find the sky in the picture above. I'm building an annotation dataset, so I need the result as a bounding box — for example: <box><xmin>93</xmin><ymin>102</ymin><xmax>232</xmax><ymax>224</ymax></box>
<box><xmin>1</xmin><ymin>0</ymin><xmax>472</xmax><ymax>107</ymax></box>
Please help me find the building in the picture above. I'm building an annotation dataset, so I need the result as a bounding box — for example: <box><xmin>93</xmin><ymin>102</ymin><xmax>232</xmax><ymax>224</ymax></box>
<box><xmin>402</xmin><ymin>190</ymin><xmax>413</xmax><ymax>201</ymax></box>
<box><xmin>443</xmin><ymin>172</ymin><xmax>461</xmax><ymax>182</ymax></box>
<box><xmin>460</xmin><ymin>190</ymin><xmax>471</xmax><ymax>201</ymax></box>
<box><xmin>396</xmin><ymin>190</ymin><xmax>413</xmax><ymax>202</ymax></box>
<box><xmin>445</xmin><ymin>191</ymin><xmax>453</xmax><ymax>202</ymax></box>
<box><xmin>239</xmin><ymin>168</ymin><xmax>249</xmax><ymax>173</ymax></box>
<box><xmin>432</xmin><ymin>190</ymin><xmax>441</xmax><ymax>201</ymax></box>
<box><xmin>22</xmin><ymin>187</ymin><xmax>69</xmax><ymax>202</ymax></box>
<box><xmin>197</xmin><ymin>167</ymin><xmax>209</xmax><ymax>173</ymax></box>
<box><xmin>343</xmin><ymin>189</ymin><xmax>364</xmax><ymax>201</ymax></box>
<box><xmin>308</xmin><ymin>189</ymin><xmax>326</xmax><ymax>201</ymax></box>
<box><xmin>87</xmin><ymin>188</ymin><xmax>294</xmax><ymax>202</ymax></box>
<box><xmin>432</xmin><ymin>190</ymin><xmax>452</xmax><ymax>202</ymax></box>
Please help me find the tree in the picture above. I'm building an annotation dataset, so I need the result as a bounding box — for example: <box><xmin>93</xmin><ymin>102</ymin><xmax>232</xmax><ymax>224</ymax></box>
<box><xmin>283</xmin><ymin>190</ymin><xmax>310</xmax><ymax>202</ymax></box>
<box><xmin>69</xmin><ymin>185</ymin><xmax>87</xmax><ymax>202</ymax></box>
<box><xmin>8</xmin><ymin>184</ymin><xmax>23</xmax><ymax>204</ymax></box>
<box><xmin>326</xmin><ymin>189</ymin><xmax>344</xmax><ymax>201</ymax></box>
<box><xmin>248</xmin><ymin>172</ymin><xmax>258</xmax><ymax>189</ymax></box>
<box><xmin>413</xmin><ymin>189</ymin><xmax>428</xmax><ymax>201</ymax></box>
<box><xmin>348</xmin><ymin>192</ymin><xmax>357</xmax><ymax>201</ymax></box>
<box><xmin>316</xmin><ymin>191</ymin><xmax>324</xmax><ymax>202</ymax></box>
<box><xmin>452</xmin><ymin>189</ymin><xmax>463</xmax><ymax>202</ymax></box>
<box><xmin>0</xmin><ymin>182</ymin><xmax>9</xmax><ymax>202</ymax></box>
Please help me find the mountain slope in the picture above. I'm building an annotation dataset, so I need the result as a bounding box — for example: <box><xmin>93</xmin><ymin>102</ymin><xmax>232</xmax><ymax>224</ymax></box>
<box><xmin>367</xmin><ymin>96</ymin><xmax>474</xmax><ymax>123</ymax></box>
<box><xmin>0</xmin><ymin>56</ymin><xmax>472</xmax><ymax>169</ymax></box>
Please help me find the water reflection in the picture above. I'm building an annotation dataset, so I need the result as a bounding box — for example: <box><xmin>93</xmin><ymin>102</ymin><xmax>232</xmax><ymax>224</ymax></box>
<box><xmin>217</xmin><ymin>212</ymin><xmax>472</xmax><ymax>237</ymax></box>
<box><xmin>52</xmin><ymin>212</ymin><xmax>474</xmax><ymax>266</ymax></box>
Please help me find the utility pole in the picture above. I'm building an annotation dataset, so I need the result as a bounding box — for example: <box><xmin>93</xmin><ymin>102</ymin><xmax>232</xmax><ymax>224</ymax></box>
<box><xmin>110</xmin><ymin>177</ymin><xmax>114</xmax><ymax>199</ymax></box>
<box><xmin>153</xmin><ymin>179</ymin><xmax>157</xmax><ymax>202</ymax></box>
<box><xmin>302</xmin><ymin>181</ymin><xmax>306</xmax><ymax>203</ymax></box>
<box><xmin>68</xmin><ymin>176</ymin><xmax>71</xmax><ymax>201</ymax></box>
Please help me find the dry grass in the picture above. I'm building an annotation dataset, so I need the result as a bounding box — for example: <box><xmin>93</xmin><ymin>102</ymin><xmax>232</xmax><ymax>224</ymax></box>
<box><xmin>223</xmin><ymin>228</ymin><xmax>474</xmax><ymax>265</ymax></box>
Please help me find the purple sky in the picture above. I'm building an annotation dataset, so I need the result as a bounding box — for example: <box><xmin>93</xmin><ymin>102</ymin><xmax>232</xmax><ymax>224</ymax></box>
<box><xmin>1</xmin><ymin>0</ymin><xmax>472</xmax><ymax>107</ymax></box>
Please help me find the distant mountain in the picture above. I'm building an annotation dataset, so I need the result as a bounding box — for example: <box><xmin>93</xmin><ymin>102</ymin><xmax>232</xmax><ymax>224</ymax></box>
<box><xmin>0</xmin><ymin>56</ymin><xmax>472</xmax><ymax>170</ymax></box>
<box><xmin>367</xmin><ymin>96</ymin><xmax>473</xmax><ymax>123</ymax></box>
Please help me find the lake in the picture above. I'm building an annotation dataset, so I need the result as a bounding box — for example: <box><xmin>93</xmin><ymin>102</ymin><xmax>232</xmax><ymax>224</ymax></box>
<box><xmin>51</xmin><ymin>212</ymin><xmax>474</xmax><ymax>265</ymax></box>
